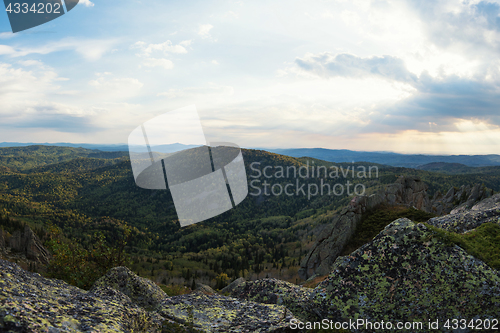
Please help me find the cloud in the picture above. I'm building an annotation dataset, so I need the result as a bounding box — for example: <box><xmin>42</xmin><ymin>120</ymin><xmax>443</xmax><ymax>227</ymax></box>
<box><xmin>406</xmin><ymin>0</ymin><xmax>500</xmax><ymax>56</ymax></box>
<box><xmin>157</xmin><ymin>82</ymin><xmax>233</xmax><ymax>98</ymax></box>
<box><xmin>293</xmin><ymin>52</ymin><xmax>418</xmax><ymax>83</ymax></box>
<box><xmin>0</xmin><ymin>38</ymin><xmax>117</xmax><ymax>60</ymax></box>
<box><xmin>142</xmin><ymin>58</ymin><xmax>174</xmax><ymax>70</ymax></box>
<box><xmin>89</xmin><ymin>73</ymin><xmax>144</xmax><ymax>99</ymax></box>
<box><xmin>0</xmin><ymin>61</ymin><xmax>95</xmax><ymax>132</ymax></box>
<box><xmin>132</xmin><ymin>40</ymin><xmax>191</xmax><ymax>70</ymax></box>
<box><xmin>133</xmin><ymin>40</ymin><xmax>191</xmax><ymax>55</ymax></box>
<box><xmin>198</xmin><ymin>24</ymin><xmax>214</xmax><ymax>39</ymax></box>
<box><xmin>80</xmin><ymin>0</ymin><xmax>94</xmax><ymax>7</ymax></box>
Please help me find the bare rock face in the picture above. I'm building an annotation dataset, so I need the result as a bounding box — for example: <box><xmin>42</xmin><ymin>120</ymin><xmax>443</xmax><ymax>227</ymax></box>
<box><xmin>430</xmin><ymin>183</ymin><xmax>490</xmax><ymax>216</ymax></box>
<box><xmin>0</xmin><ymin>229</ymin><xmax>6</xmax><ymax>251</ymax></box>
<box><xmin>427</xmin><ymin>193</ymin><xmax>500</xmax><ymax>233</ymax></box>
<box><xmin>8</xmin><ymin>225</ymin><xmax>51</xmax><ymax>264</ymax></box>
<box><xmin>384</xmin><ymin>176</ymin><xmax>430</xmax><ymax>211</ymax></box>
<box><xmin>299</xmin><ymin>176</ymin><xmax>432</xmax><ymax>280</ymax></box>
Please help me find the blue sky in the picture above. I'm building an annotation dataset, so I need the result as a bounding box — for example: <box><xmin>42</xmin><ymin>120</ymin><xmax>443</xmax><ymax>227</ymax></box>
<box><xmin>1</xmin><ymin>0</ymin><xmax>500</xmax><ymax>154</ymax></box>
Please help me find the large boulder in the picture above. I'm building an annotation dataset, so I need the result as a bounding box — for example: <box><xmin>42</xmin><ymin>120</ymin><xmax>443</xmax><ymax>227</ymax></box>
<box><xmin>220</xmin><ymin>277</ymin><xmax>245</xmax><ymax>294</ymax></box>
<box><xmin>0</xmin><ymin>259</ymin><xmax>164</xmax><ymax>332</ymax></box>
<box><xmin>90</xmin><ymin>266</ymin><xmax>168</xmax><ymax>309</ymax></box>
<box><xmin>310</xmin><ymin>219</ymin><xmax>500</xmax><ymax>330</ymax></box>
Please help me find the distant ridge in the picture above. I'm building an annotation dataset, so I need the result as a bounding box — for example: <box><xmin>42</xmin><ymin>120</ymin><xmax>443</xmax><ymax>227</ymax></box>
<box><xmin>2</xmin><ymin>143</ymin><xmax>500</xmax><ymax>168</ymax></box>
<box><xmin>0</xmin><ymin>142</ymin><xmax>198</xmax><ymax>154</ymax></box>
<box><xmin>266</xmin><ymin>148</ymin><xmax>500</xmax><ymax>168</ymax></box>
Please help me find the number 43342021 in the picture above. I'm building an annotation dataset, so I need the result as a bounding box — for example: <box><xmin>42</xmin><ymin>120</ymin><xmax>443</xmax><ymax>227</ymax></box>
<box><xmin>5</xmin><ymin>2</ymin><xmax>62</xmax><ymax>14</ymax></box>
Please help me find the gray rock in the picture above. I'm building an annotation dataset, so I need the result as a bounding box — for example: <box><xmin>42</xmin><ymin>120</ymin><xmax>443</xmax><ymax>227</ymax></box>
<box><xmin>195</xmin><ymin>282</ymin><xmax>216</xmax><ymax>294</ymax></box>
<box><xmin>427</xmin><ymin>193</ymin><xmax>500</xmax><ymax>233</ymax></box>
<box><xmin>8</xmin><ymin>224</ymin><xmax>51</xmax><ymax>264</ymax></box>
<box><xmin>220</xmin><ymin>277</ymin><xmax>245</xmax><ymax>294</ymax></box>
<box><xmin>299</xmin><ymin>176</ymin><xmax>433</xmax><ymax>280</ymax></box>
<box><xmin>90</xmin><ymin>266</ymin><xmax>168</xmax><ymax>309</ymax></box>
<box><xmin>229</xmin><ymin>278</ymin><xmax>318</xmax><ymax>322</ymax></box>
<box><xmin>157</xmin><ymin>291</ymin><xmax>296</xmax><ymax>332</ymax></box>
<box><xmin>309</xmin><ymin>219</ymin><xmax>500</xmax><ymax>332</ymax></box>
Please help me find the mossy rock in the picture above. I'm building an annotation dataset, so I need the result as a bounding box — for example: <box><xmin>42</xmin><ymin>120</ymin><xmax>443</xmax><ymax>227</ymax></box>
<box><xmin>90</xmin><ymin>266</ymin><xmax>168</xmax><ymax>309</ymax></box>
<box><xmin>311</xmin><ymin>218</ymin><xmax>500</xmax><ymax>332</ymax></box>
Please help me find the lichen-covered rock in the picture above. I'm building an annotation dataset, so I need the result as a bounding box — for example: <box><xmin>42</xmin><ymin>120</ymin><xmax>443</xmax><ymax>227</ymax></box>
<box><xmin>90</xmin><ymin>266</ymin><xmax>168</xmax><ymax>309</ymax></box>
<box><xmin>427</xmin><ymin>193</ymin><xmax>500</xmax><ymax>233</ymax></box>
<box><xmin>220</xmin><ymin>277</ymin><xmax>246</xmax><ymax>294</ymax></box>
<box><xmin>311</xmin><ymin>218</ymin><xmax>500</xmax><ymax>331</ymax></box>
<box><xmin>0</xmin><ymin>259</ymin><xmax>164</xmax><ymax>332</ymax></box>
<box><xmin>157</xmin><ymin>291</ymin><xmax>296</xmax><ymax>332</ymax></box>
<box><xmin>229</xmin><ymin>278</ymin><xmax>318</xmax><ymax>322</ymax></box>
<box><xmin>195</xmin><ymin>282</ymin><xmax>216</xmax><ymax>295</ymax></box>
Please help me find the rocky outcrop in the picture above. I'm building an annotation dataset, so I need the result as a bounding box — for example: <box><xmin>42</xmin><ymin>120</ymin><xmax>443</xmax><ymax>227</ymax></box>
<box><xmin>310</xmin><ymin>219</ymin><xmax>500</xmax><ymax>329</ymax></box>
<box><xmin>91</xmin><ymin>266</ymin><xmax>168</xmax><ymax>309</ymax></box>
<box><xmin>7</xmin><ymin>224</ymin><xmax>51</xmax><ymax>264</ymax></box>
<box><xmin>229</xmin><ymin>278</ymin><xmax>318</xmax><ymax>322</ymax></box>
<box><xmin>298</xmin><ymin>194</ymin><xmax>375</xmax><ymax>279</ymax></box>
<box><xmin>299</xmin><ymin>175</ymin><xmax>433</xmax><ymax>280</ymax></box>
<box><xmin>0</xmin><ymin>259</ymin><xmax>165</xmax><ymax>332</ymax></box>
<box><xmin>383</xmin><ymin>176</ymin><xmax>430</xmax><ymax>211</ymax></box>
<box><xmin>299</xmin><ymin>176</ymin><xmax>492</xmax><ymax>279</ymax></box>
<box><xmin>0</xmin><ymin>229</ymin><xmax>6</xmax><ymax>252</ymax></box>
<box><xmin>0</xmin><ymin>260</ymin><xmax>299</xmax><ymax>332</ymax></box>
<box><xmin>157</xmin><ymin>291</ymin><xmax>295</xmax><ymax>332</ymax></box>
<box><xmin>220</xmin><ymin>277</ymin><xmax>246</xmax><ymax>294</ymax></box>
<box><xmin>195</xmin><ymin>282</ymin><xmax>216</xmax><ymax>294</ymax></box>
<box><xmin>430</xmin><ymin>183</ymin><xmax>491</xmax><ymax>216</ymax></box>
<box><xmin>427</xmin><ymin>192</ymin><xmax>500</xmax><ymax>233</ymax></box>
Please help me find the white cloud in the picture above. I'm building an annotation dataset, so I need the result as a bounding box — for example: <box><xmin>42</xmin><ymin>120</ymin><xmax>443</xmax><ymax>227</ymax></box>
<box><xmin>80</xmin><ymin>0</ymin><xmax>94</xmax><ymax>7</ymax></box>
<box><xmin>89</xmin><ymin>73</ymin><xmax>144</xmax><ymax>99</ymax></box>
<box><xmin>0</xmin><ymin>38</ymin><xmax>117</xmax><ymax>61</ymax></box>
<box><xmin>142</xmin><ymin>58</ymin><xmax>174</xmax><ymax>70</ymax></box>
<box><xmin>134</xmin><ymin>40</ymin><xmax>190</xmax><ymax>55</ymax></box>
<box><xmin>198</xmin><ymin>24</ymin><xmax>214</xmax><ymax>39</ymax></box>
<box><xmin>157</xmin><ymin>82</ymin><xmax>233</xmax><ymax>98</ymax></box>
<box><xmin>132</xmin><ymin>40</ymin><xmax>191</xmax><ymax>70</ymax></box>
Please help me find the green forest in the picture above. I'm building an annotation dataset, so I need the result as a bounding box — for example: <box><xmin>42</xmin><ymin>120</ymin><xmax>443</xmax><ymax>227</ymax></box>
<box><xmin>1</xmin><ymin>145</ymin><xmax>500</xmax><ymax>292</ymax></box>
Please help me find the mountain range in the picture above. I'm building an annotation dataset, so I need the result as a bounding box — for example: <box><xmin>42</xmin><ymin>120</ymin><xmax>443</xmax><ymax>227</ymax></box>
<box><xmin>2</xmin><ymin>142</ymin><xmax>499</xmax><ymax>168</ymax></box>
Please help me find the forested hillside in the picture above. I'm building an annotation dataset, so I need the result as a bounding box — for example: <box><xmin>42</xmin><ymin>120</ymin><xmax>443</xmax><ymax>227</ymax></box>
<box><xmin>1</xmin><ymin>146</ymin><xmax>500</xmax><ymax>291</ymax></box>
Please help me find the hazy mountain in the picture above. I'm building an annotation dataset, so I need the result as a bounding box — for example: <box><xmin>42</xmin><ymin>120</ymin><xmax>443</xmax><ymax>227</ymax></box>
<box><xmin>267</xmin><ymin>148</ymin><xmax>500</xmax><ymax>168</ymax></box>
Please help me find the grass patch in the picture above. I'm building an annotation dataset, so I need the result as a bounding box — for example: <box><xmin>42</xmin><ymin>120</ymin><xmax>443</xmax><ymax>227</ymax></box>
<box><xmin>424</xmin><ymin>222</ymin><xmax>500</xmax><ymax>269</ymax></box>
<box><xmin>301</xmin><ymin>275</ymin><xmax>328</xmax><ymax>288</ymax></box>
<box><xmin>341</xmin><ymin>205</ymin><xmax>435</xmax><ymax>256</ymax></box>
<box><xmin>160</xmin><ymin>284</ymin><xmax>192</xmax><ymax>296</ymax></box>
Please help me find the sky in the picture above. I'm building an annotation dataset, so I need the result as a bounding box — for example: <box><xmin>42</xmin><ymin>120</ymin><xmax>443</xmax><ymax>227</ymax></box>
<box><xmin>1</xmin><ymin>0</ymin><xmax>500</xmax><ymax>154</ymax></box>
